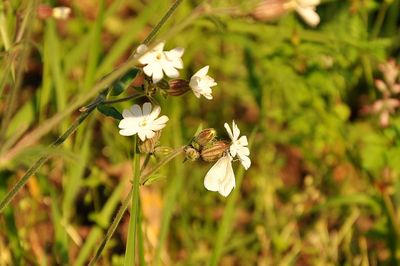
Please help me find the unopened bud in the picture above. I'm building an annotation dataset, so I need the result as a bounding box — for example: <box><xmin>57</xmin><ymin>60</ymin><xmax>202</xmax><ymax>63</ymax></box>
<box><xmin>250</xmin><ymin>0</ymin><xmax>288</xmax><ymax>22</ymax></box>
<box><xmin>193</xmin><ymin>128</ymin><xmax>216</xmax><ymax>147</ymax></box>
<box><xmin>167</xmin><ymin>79</ymin><xmax>190</xmax><ymax>96</ymax></box>
<box><xmin>201</xmin><ymin>141</ymin><xmax>229</xmax><ymax>162</ymax></box>
<box><xmin>184</xmin><ymin>146</ymin><xmax>200</xmax><ymax>162</ymax></box>
<box><xmin>156</xmin><ymin>79</ymin><xmax>170</xmax><ymax>91</ymax></box>
<box><xmin>154</xmin><ymin>146</ymin><xmax>173</xmax><ymax>158</ymax></box>
<box><xmin>139</xmin><ymin>131</ymin><xmax>161</xmax><ymax>154</ymax></box>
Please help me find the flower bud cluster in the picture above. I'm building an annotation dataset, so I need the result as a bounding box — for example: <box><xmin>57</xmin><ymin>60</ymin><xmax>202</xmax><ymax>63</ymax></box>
<box><xmin>184</xmin><ymin>128</ymin><xmax>228</xmax><ymax>163</ymax></box>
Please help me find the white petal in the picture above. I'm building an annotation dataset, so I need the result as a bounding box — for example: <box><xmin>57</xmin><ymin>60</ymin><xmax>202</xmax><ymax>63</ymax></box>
<box><xmin>238</xmin><ymin>136</ymin><xmax>248</xmax><ymax>146</ymax></box>
<box><xmin>218</xmin><ymin>157</ymin><xmax>235</xmax><ymax>197</ymax></box>
<box><xmin>138</xmin><ymin>131</ymin><xmax>147</xmax><ymax>141</ymax></box>
<box><xmin>193</xmin><ymin>66</ymin><xmax>209</xmax><ymax>78</ymax></box>
<box><xmin>149</xmin><ymin>105</ymin><xmax>161</xmax><ymax>120</ymax></box>
<box><xmin>118</xmin><ymin>117</ymin><xmax>138</xmax><ymax>129</ymax></box>
<box><xmin>204</xmin><ymin>156</ymin><xmax>228</xmax><ymax>192</ymax></box>
<box><xmin>165</xmin><ymin>47</ymin><xmax>184</xmax><ymax>59</ymax></box>
<box><xmin>119</xmin><ymin>128</ymin><xmax>138</xmax><ymax>136</ymax></box>
<box><xmin>153</xmin><ymin>41</ymin><xmax>165</xmax><ymax>52</ymax></box>
<box><xmin>298</xmin><ymin>0</ymin><xmax>320</xmax><ymax>7</ymax></box>
<box><xmin>151</xmin><ymin>65</ymin><xmax>164</xmax><ymax>83</ymax></box>
<box><xmin>122</xmin><ymin>109</ymin><xmax>133</xmax><ymax>118</ymax></box>
<box><xmin>142</xmin><ymin>102</ymin><xmax>152</xmax><ymax>116</ymax></box>
<box><xmin>145</xmin><ymin>130</ymin><xmax>156</xmax><ymax>140</ymax></box>
<box><xmin>162</xmin><ymin>63</ymin><xmax>180</xmax><ymax>78</ymax></box>
<box><xmin>152</xmin><ymin>115</ymin><xmax>169</xmax><ymax>126</ymax></box>
<box><xmin>238</xmin><ymin>154</ymin><xmax>251</xmax><ymax>170</ymax></box>
<box><xmin>130</xmin><ymin>105</ymin><xmax>142</xmax><ymax>117</ymax></box>
<box><xmin>296</xmin><ymin>6</ymin><xmax>320</xmax><ymax>27</ymax></box>
<box><xmin>143</xmin><ymin>64</ymin><xmax>155</xmax><ymax>78</ymax></box>
<box><xmin>232</xmin><ymin>121</ymin><xmax>240</xmax><ymax>140</ymax></box>
<box><xmin>224</xmin><ymin>123</ymin><xmax>234</xmax><ymax>141</ymax></box>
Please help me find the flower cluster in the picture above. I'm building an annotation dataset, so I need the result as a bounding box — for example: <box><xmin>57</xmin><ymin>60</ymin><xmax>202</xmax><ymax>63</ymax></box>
<box><xmin>369</xmin><ymin>60</ymin><xmax>400</xmax><ymax>127</ymax></box>
<box><xmin>251</xmin><ymin>0</ymin><xmax>321</xmax><ymax>27</ymax></box>
<box><xmin>184</xmin><ymin>121</ymin><xmax>251</xmax><ymax>197</ymax></box>
<box><xmin>134</xmin><ymin>41</ymin><xmax>217</xmax><ymax>99</ymax></box>
<box><xmin>116</xmin><ymin>41</ymin><xmax>251</xmax><ymax>197</ymax></box>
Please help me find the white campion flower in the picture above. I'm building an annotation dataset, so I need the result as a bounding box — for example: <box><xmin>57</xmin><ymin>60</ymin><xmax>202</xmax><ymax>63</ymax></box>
<box><xmin>189</xmin><ymin>66</ymin><xmax>217</xmax><ymax>100</ymax></box>
<box><xmin>293</xmin><ymin>0</ymin><xmax>320</xmax><ymax>27</ymax></box>
<box><xmin>204</xmin><ymin>155</ymin><xmax>235</xmax><ymax>197</ymax></box>
<box><xmin>135</xmin><ymin>41</ymin><xmax>184</xmax><ymax>84</ymax></box>
<box><xmin>224</xmin><ymin>121</ymin><xmax>251</xmax><ymax>170</ymax></box>
<box><xmin>118</xmin><ymin>102</ymin><xmax>169</xmax><ymax>141</ymax></box>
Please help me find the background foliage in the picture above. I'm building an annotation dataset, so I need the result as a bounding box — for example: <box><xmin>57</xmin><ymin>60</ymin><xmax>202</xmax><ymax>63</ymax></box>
<box><xmin>1</xmin><ymin>0</ymin><xmax>400</xmax><ymax>265</ymax></box>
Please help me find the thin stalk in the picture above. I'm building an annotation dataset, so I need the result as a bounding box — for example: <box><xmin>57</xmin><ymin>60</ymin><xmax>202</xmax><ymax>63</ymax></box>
<box><xmin>0</xmin><ymin>94</ymin><xmax>103</xmax><ymax>213</ymax></box>
<box><xmin>0</xmin><ymin>0</ymin><xmax>187</xmax><ymax>213</ymax></box>
<box><xmin>0</xmin><ymin>0</ymin><xmax>191</xmax><ymax>165</ymax></box>
<box><xmin>80</xmin><ymin>94</ymin><xmax>143</xmax><ymax>112</ymax></box>
<box><xmin>88</xmin><ymin>148</ymin><xmax>182</xmax><ymax>265</ymax></box>
<box><xmin>371</xmin><ymin>1</ymin><xmax>389</xmax><ymax>39</ymax></box>
<box><xmin>0</xmin><ymin>0</ymin><xmax>38</xmax><ymax>144</ymax></box>
<box><xmin>142</xmin><ymin>0</ymin><xmax>183</xmax><ymax>45</ymax></box>
<box><xmin>124</xmin><ymin>136</ymin><xmax>141</xmax><ymax>266</ymax></box>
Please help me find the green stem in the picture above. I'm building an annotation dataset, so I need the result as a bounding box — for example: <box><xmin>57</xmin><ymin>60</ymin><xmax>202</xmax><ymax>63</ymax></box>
<box><xmin>87</xmin><ymin>153</ymin><xmax>151</xmax><ymax>266</ymax></box>
<box><xmin>142</xmin><ymin>0</ymin><xmax>183</xmax><ymax>45</ymax></box>
<box><xmin>124</xmin><ymin>136</ymin><xmax>141</xmax><ymax>266</ymax></box>
<box><xmin>371</xmin><ymin>1</ymin><xmax>389</xmax><ymax>39</ymax></box>
<box><xmin>0</xmin><ymin>94</ymin><xmax>104</xmax><ymax>213</ymax></box>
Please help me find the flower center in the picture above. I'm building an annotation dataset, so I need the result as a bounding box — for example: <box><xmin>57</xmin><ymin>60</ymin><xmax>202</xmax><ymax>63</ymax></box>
<box><xmin>139</xmin><ymin>119</ymin><xmax>148</xmax><ymax>127</ymax></box>
<box><xmin>155</xmin><ymin>52</ymin><xmax>163</xmax><ymax>61</ymax></box>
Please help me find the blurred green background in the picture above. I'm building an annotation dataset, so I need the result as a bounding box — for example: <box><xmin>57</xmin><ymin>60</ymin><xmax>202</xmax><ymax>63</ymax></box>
<box><xmin>1</xmin><ymin>0</ymin><xmax>400</xmax><ymax>265</ymax></box>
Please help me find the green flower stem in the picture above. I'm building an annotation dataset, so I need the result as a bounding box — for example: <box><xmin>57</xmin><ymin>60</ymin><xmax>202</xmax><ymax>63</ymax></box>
<box><xmin>0</xmin><ymin>0</ymin><xmax>187</xmax><ymax>211</ymax></box>
<box><xmin>124</xmin><ymin>136</ymin><xmax>141</xmax><ymax>266</ymax></box>
<box><xmin>88</xmin><ymin>148</ymin><xmax>183</xmax><ymax>265</ymax></box>
<box><xmin>79</xmin><ymin>94</ymin><xmax>143</xmax><ymax>112</ymax></box>
<box><xmin>0</xmin><ymin>93</ymin><xmax>104</xmax><ymax>213</ymax></box>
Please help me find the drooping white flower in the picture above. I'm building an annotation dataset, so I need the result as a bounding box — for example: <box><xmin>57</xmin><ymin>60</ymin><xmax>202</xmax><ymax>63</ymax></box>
<box><xmin>135</xmin><ymin>41</ymin><xmax>184</xmax><ymax>83</ymax></box>
<box><xmin>204</xmin><ymin>155</ymin><xmax>235</xmax><ymax>197</ymax></box>
<box><xmin>52</xmin><ymin>7</ymin><xmax>71</xmax><ymax>20</ymax></box>
<box><xmin>189</xmin><ymin>66</ymin><xmax>217</xmax><ymax>100</ymax></box>
<box><xmin>118</xmin><ymin>102</ymin><xmax>169</xmax><ymax>141</ymax></box>
<box><xmin>224</xmin><ymin>121</ymin><xmax>251</xmax><ymax>170</ymax></box>
<box><xmin>292</xmin><ymin>0</ymin><xmax>320</xmax><ymax>27</ymax></box>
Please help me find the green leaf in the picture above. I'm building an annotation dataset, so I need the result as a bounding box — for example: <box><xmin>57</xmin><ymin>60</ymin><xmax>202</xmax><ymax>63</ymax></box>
<box><xmin>97</xmin><ymin>105</ymin><xmax>123</xmax><ymax>120</ymax></box>
<box><xmin>110</xmin><ymin>68</ymin><xmax>139</xmax><ymax>96</ymax></box>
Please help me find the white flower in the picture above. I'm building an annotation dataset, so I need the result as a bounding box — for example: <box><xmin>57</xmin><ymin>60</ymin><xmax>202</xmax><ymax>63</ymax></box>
<box><xmin>291</xmin><ymin>0</ymin><xmax>320</xmax><ymax>27</ymax></box>
<box><xmin>204</xmin><ymin>155</ymin><xmax>235</xmax><ymax>197</ymax></box>
<box><xmin>135</xmin><ymin>41</ymin><xmax>184</xmax><ymax>83</ymax></box>
<box><xmin>224</xmin><ymin>121</ymin><xmax>251</xmax><ymax>170</ymax></box>
<box><xmin>189</xmin><ymin>66</ymin><xmax>217</xmax><ymax>100</ymax></box>
<box><xmin>118</xmin><ymin>102</ymin><xmax>169</xmax><ymax>141</ymax></box>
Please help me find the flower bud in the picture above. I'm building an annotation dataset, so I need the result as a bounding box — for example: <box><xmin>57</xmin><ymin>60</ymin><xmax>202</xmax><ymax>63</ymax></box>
<box><xmin>250</xmin><ymin>0</ymin><xmax>288</xmax><ymax>22</ymax></box>
<box><xmin>201</xmin><ymin>141</ymin><xmax>229</xmax><ymax>162</ymax></box>
<box><xmin>184</xmin><ymin>146</ymin><xmax>200</xmax><ymax>162</ymax></box>
<box><xmin>139</xmin><ymin>131</ymin><xmax>161</xmax><ymax>154</ymax></box>
<box><xmin>193</xmin><ymin>128</ymin><xmax>217</xmax><ymax>147</ymax></box>
<box><xmin>167</xmin><ymin>79</ymin><xmax>190</xmax><ymax>96</ymax></box>
<box><xmin>154</xmin><ymin>146</ymin><xmax>173</xmax><ymax>158</ymax></box>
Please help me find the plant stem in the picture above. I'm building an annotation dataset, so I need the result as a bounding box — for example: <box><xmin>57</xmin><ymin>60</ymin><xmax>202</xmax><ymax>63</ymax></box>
<box><xmin>0</xmin><ymin>93</ymin><xmax>104</xmax><ymax>213</ymax></box>
<box><xmin>124</xmin><ymin>136</ymin><xmax>141</xmax><ymax>266</ymax></box>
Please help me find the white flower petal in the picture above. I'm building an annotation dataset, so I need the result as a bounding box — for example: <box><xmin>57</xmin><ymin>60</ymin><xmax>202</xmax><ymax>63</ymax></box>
<box><xmin>122</xmin><ymin>109</ymin><xmax>133</xmax><ymax>118</ymax></box>
<box><xmin>238</xmin><ymin>153</ymin><xmax>251</xmax><ymax>170</ymax></box>
<box><xmin>224</xmin><ymin>123</ymin><xmax>234</xmax><ymax>141</ymax></box>
<box><xmin>194</xmin><ymin>66</ymin><xmax>209</xmax><ymax>78</ymax></box>
<box><xmin>130</xmin><ymin>105</ymin><xmax>142</xmax><ymax>117</ymax></box>
<box><xmin>218</xmin><ymin>157</ymin><xmax>235</xmax><ymax>197</ymax></box>
<box><xmin>165</xmin><ymin>47</ymin><xmax>184</xmax><ymax>59</ymax></box>
<box><xmin>149</xmin><ymin>105</ymin><xmax>161</xmax><ymax>120</ymax></box>
<box><xmin>232</xmin><ymin>121</ymin><xmax>240</xmax><ymax>140</ymax></box>
<box><xmin>162</xmin><ymin>63</ymin><xmax>180</xmax><ymax>78</ymax></box>
<box><xmin>138</xmin><ymin>131</ymin><xmax>147</xmax><ymax>141</ymax></box>
<box><xmin>151</xmin><ymin>65</ymin><xmax>164</xmax><ymax>83</ymax></box>
<box><xmin>119</xmin><ymin>128</ymin><xmax>138</xmax><ymax>136</ymax></box>
<box><xmin>296</xmin><ymin>6</ymin><xmax>320</xmax><ymax>27</ymax></box>
<box><xmin>142</xmin><ymin>102</ymin><xmax>152</xmax><ymax>116</ymax></box>
<box><xmin>204</xmin><ymin>156</ymin><xmax>235</xmax><ymax>196</ymax></box>
<box><xmin>153</xmin><ymin>115</ymin><xmax>169</xmax><ymax>125</ymax></box>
